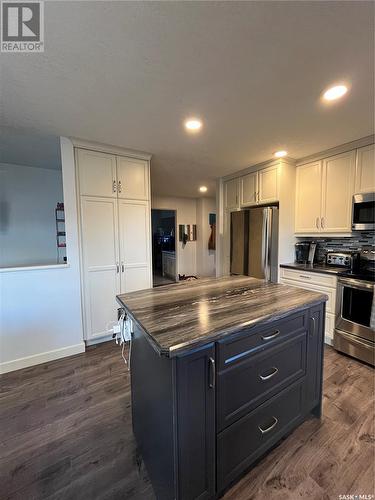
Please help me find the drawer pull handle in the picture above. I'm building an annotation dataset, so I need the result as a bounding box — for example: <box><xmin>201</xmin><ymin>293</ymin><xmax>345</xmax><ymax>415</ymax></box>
<box><xmin>259</xmin><ymin>366</ymin><xmax>279</xmax><ymax>381</ymax></box>
<box><xmin>261</xmin><ymin>330</ymin><xmax>280</xmax><ymax>341</ymax></box>
<box><xmin>310</xmin><ymin>316</ymin><xmax>316</xmax><ymax>337</ymax></box>
<box><xmin>299</xmin><ymin>275</ymin><xmax>311</xmax><ymax>279</ymax></box>
<box><xmin>208</xmin><ymin>357</ymin><xmax>215</xmax><ymax>389</ymax></box>
<box><xmin>258</xmin><ymin>416</ymin><xmax>278</xmax><ymax>435</ymax></box>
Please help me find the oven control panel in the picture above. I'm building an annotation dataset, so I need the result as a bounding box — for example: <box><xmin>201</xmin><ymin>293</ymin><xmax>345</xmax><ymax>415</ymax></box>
<box><xmin>326</xmin><ymin>252</ymin><xmax>352</xmax><ymax>267</ymax></box>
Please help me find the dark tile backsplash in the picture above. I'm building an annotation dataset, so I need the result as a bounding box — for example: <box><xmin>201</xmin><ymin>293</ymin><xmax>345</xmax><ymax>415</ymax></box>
<box><xmin>297</xmin><ymin>232</ymin><xmax>375</xmax><ymax>263</ymax></box>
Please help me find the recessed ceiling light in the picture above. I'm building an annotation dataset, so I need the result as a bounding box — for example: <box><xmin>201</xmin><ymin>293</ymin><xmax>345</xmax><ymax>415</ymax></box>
<box><xmin>199</xmin><ymin>186</ymin><xmax>208</xmax><ymax>193</ymax></box>
<box><xmin>323</xmin><ymin>84</ymin><xmax>348</xmax><ymax>101</ymax></box>
<box><xmin>274</xmin><ymin>150</ymin><xmax>288</xmax><ymax>158</ymax></box>
<box><xmin>184</xmin><ymin>118</ymin><xmax>202</xmax><ymax>132</ymax></box>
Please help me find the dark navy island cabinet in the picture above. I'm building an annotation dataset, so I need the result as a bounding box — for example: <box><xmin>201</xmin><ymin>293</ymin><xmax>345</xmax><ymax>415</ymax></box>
<box><xmin>130</xmin><ymin>303</ymin><xmax>325</xmax><ymax>500</ymax></box>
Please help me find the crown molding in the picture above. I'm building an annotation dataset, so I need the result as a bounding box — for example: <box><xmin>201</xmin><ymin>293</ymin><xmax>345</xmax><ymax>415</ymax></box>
<box><xmin>70</xmin><ymin>137</ymin><xmax>152</xmax><ymax>161</ymax></box>
<box><xmin>296</xmin><ymin>135</ymin><xmax>374</xmax><ymax>166</ymax></box>
<box><xmin>222</xmin><ymin>156</ymin><xmax>296</xmax><ymax>181</ymax></box>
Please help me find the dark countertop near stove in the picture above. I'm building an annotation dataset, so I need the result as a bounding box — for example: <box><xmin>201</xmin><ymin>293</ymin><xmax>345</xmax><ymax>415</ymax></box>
<box><xmin>280</xmin><ymin>262</ymin><xmax>345</xmax><ymax>275</ymax></box>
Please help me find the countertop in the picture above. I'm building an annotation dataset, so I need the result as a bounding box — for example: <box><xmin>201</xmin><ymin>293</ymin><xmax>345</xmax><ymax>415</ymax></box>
<box><xmin>280</xmin><ymin>262</ymin><xmax>345</xmax><ymax>275</ymax></box>
<box><xmin>116</xmin><ymin>276</ymin><xmax>327</xmax><ymax>357</ymax></box>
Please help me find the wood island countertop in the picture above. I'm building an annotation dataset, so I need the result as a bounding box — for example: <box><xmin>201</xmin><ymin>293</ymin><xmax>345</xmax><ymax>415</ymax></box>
<box><xmin>116</xmin><ymin>276</ymin><xmax>327</xmax><ymax>357</ymax></box>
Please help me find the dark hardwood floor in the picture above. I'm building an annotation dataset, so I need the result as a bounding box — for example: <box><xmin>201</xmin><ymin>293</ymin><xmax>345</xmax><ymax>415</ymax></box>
<box><xmin>1</xmin><ymin>343</ymin><xmax>374</xmax><ymax>499</ymax></box>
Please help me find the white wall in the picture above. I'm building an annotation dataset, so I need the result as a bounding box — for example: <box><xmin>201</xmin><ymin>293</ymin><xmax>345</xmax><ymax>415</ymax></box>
<box><xmin>196</xmin><ymin>198</ymin><xmax>216</xmax><ymax>277</ymax></box>
<box><xmin>152</xmin><ymin>196</ymin><xmax>197</xmax><ymax>276</ymax></box>
<box><xmin>0</xmin><ymin>163</ymin><xmax>63</xmax><ymax>268</ymax></box>
<box><xmin>0</xmin><ymin>138</ymin><xmax>84</xmax><ymax>373</ymax></box>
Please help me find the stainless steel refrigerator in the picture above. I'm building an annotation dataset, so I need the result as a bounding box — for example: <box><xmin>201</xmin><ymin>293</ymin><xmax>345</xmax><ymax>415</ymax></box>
<box><xmin>230</xmin><ymin>207</ymin><xmax>279</xmax><ymax>282</ymax></box>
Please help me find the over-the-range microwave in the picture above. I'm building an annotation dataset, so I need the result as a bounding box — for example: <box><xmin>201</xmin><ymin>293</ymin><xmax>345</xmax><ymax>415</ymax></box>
<box><xmin>352</xmin><ymin>193</ymin><xmax>375</xmax><ymax>231</ymax></box>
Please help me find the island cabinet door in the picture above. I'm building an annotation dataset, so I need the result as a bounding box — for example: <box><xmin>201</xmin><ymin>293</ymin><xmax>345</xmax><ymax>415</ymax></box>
<box><xmin>176</xmin><ymin>344</ymin><xmax>216</xmax><ymax>500</ymax></box>
<box><xmin>306</xmin><ymin>303</ymin><xmax>325</xmax><ymax>412</ymax></box>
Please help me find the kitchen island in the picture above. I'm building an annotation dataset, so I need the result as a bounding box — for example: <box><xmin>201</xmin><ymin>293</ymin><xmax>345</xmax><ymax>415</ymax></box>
<box><xmin>117</xmin><ymin>276</ymin><xmax>327</xmax><ymax>500</ymax></box>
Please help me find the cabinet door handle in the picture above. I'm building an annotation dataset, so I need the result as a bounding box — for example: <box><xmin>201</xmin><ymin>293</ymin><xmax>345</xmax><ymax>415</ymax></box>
<box><xmin>121</xmin><ymin>262</ymin><xmax>124</xmax><ymax>273</ymax></box>
<box><xmin>258</xmin><ymin>416</ymin><xmax>278</xmax><ymax>435</ymax></box>
<box><xmin>261</xmin><ymin>330</ymin><xmax>280</xmax><ymax>341</ymax></box>
<box><xmin>113</xmin><ymin>180</ymin><xmax>117</xmax><ymax>193</ymax></box>
<box><xmin>257</xmin><ymin>191</ymin><xmax>260</xmax><ymax>202</ymax></box>
<box><xmin>208</xmin><ymin>357</ymin><xmax>215</xmax><ymax>388</ymax></box>
<box><xmin>310</xmin><ymin>316</ymin><xmax>316</xmax><ymax>337</ymax></box>
<box><xmin>321</xmin><ymin>217</ymin><xmax>325</xmax><ymax>229</ymax></box>
<box><xmin>316</xmin><ymin>217</ymin><xmax>320</xmax><ymax>229</ymax></box>
<box><xmin>254</xmin><ymin>191</ymin><xmax>257</xmax><ymax>202</ymax></box>
<box><xmin>118</xmin><ymin>180</ymin><xmax>122</xmax><ymax>193</ymax></box>
<box><xmin>116</xmin><ymin>262</ymin><xmax>119</xmax><ymax>273</ymax></box>
<box><xmin>259</xmin><ymin>366</ymin><xmax>279</xmax><ymax>381</ymax></box>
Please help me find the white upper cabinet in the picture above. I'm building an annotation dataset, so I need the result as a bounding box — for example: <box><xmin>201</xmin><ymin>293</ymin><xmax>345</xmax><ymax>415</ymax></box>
<box><xmin>241</xmin><ymin>172</ymin><xmax>257</xmax><ymax>206</ymax></box>
<box><xmin>241</xmin><ymin>165</ymin><xmax>278</xmax><ymax>206</ymax></box>
<box><xmin>258</xmin><ymin>165</ymin><xmax>279</xmax><ymax>204</ymax></box>
<box><xmin>295</xmin><ymin>151</ymin><xmax>355</xmax><ymax>234</ymax></box>
<box><xmin>224</xmin><ymin>178</ymin><xmax>240</xmax><ymax>210</ymax></box>
<box><xmin>116</xmin><ymin>156</ymin><xmax>149</xmax><ymax>200</ymax></box>
<box><xmin>77</xmin><ymin>149</ymin><xmax>117</xmax><ymax>198</ymax></box>
<box><xmin>295</xmin><ymin>161</ymin><xmax>322</xmax><ymax>233</ymax></box>
<box><xmin>355</xmin><ymin>144</ymin><xmax>375</xmax><ymax>193</ymax></box>
<box><xmin>321</xmin><ymin>151</ymin><xmax>355</xmax><ymax>232</ymax></box>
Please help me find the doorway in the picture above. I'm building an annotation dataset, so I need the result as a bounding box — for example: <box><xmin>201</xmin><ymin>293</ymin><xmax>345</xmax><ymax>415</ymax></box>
<box><xmin>151</xmin><ymin>209</ymin><xmax>177</xmax><ymax>287</ymax></box>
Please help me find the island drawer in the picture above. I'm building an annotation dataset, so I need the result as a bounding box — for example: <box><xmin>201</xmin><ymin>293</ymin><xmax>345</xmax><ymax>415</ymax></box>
<box><xmin>217</xmin><ymin>310</ymin><xmax>308</xmax><ymax>370</ymax></box>
<box><xmin>217</xmin><ymin>331</ymin><xmax>307</xmax><ymax>430</ymax></box>
<box><xmin>217</xmin><ymin>380</ymin><xmax>304</xmax><ymax>493</ymax></box>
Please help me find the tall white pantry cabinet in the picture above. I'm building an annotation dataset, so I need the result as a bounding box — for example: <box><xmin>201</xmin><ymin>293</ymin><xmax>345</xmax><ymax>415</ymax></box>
<box><xmin>75</xmin><ymin>145</ymin><xmax>152</xmax><ymax>343</ymax></box>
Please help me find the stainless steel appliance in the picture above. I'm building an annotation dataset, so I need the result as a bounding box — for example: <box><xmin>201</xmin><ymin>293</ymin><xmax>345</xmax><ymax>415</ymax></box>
<box><xmin>352</xmin><ymin>192</ymin><xmax>375</xmax><ymax>231</ymax></box>
<box><xmin>334</xmin><ymin>247</ymin><xmax>375</xmax><ymax>366</ymax></box>
<box><xmin>295</xmin><ymin>241</ymin><xmax>316</xmax><ymax>264</ymax></box>
<box><xmin>326</xmin><ymin>251</ymin><xmax>359</xmax><ymax>270</ymax></box>
<box><xmin>230</xmin><ymin>207</ymin><xmax>278</xmax><ymax>282</ymax></box>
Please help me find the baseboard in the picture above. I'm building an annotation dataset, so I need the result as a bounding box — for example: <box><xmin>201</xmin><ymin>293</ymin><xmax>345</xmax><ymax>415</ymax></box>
<box><xmin>85</xmin><ymin>334</ymin><xmax>113</xmax><ymax>346</ymax></box>
<box><xmin>0</xmin><ymin>342</ymin><xmax>86</xmax><ymax>374</ymax></box>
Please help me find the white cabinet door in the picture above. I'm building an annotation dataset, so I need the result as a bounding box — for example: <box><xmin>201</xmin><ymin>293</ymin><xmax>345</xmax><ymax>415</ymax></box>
<box><xmin>259</xmin><ymin>165</ymin><xmax>279</xmax><ymax>204</ymax></box>
<box><xmin>116</xmin><ymin>156</ymin><xmax>149</xmax><ymax>200</ymax></box>
<box><xmin>80</xmin><ymin>197</ymin><xmax>120</xmax><ymax>340</ymax></box>
<box><xmin>295</xmin><ymin>161</ymin><xmax>322</xmax><ymax>233</ymax></box>
<box><xmin>224</xmin><ymin>178</ymin><xmax>239</xmax><ymax>210</ymax></box>
<box><xmin>321</xmin><ymin>151</ymin><xmax>355</xmax><ymax>233</ymax></box>
<box><xmin>77</xmin><ymin>149</ymin><xmax>117</xmax><ymax>198</ymax></box>
<box><xmin>240</xmin><ymin>172</ymin><xmax>257</xmax><ymax>206</ymax></box>
<box><xmin>355</xmin><ymin>144</ymin><xmax>375</xmax><ymax>193</ymax></box>
<box><xmin>118</xmin><ymin>200</ymin><xmax>151</xmax><ymax>293</ymax></box>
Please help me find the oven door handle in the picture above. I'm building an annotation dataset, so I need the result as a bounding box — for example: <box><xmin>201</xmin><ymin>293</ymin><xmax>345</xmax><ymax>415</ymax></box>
<box><xmin>338</xmin><ymin>278</ymin><xmax>374</xmax><ymax>290</ymax></box>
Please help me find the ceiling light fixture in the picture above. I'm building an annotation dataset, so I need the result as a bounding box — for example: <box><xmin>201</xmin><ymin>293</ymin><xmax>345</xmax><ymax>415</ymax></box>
<box><xmin>323</xmin><ymin>84</ymin><xmax>348</xmax><ymax>101</ymax></box>
<box><xmin>199</xmin><ymin>186</ymin><xmax>208</xmax><ymax>193</ymax></box>
<box><xmin>274</xmin><ymin>150</ymin><xmax>288</xmax><ymax>158</ymax></box>
<box><xmin>184</xmin><ymin>118</ymin><xmax>202</xmax><ymax>132</ymax></box>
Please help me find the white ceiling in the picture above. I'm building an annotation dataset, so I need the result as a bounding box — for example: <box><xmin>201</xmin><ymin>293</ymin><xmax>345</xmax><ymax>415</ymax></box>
<box><xmin>1</xmin><ymin>1</ymin><xmax>374</xmax><ymax>197</ymax></box>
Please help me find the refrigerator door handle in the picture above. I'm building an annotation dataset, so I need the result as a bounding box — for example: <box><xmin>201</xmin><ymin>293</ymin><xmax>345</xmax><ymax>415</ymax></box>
<box><xmin>262</xmin><ymin>209</ymin><xmax>269</xmax><ymax>281</ymax></box>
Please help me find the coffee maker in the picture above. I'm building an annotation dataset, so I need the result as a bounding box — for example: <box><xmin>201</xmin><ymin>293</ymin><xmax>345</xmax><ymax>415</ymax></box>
<box><xmin>295</xmin><ymin>241</ymin><xmax>317</xmax><ymax>264</ymax></box>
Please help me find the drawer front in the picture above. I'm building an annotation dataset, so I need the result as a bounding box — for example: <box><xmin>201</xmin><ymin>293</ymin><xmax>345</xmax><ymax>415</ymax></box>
<box><xmin>280</xmin><ymin>278</ymin><xmax>336</xmax><ymax>314</ymax></box>
<box><xmin>217</xmin><ymin>332</ymin><xmax>307</xmax><ymax>430</ymax></box>
<box><xmin>217</xmin><ymin>381</ymin><xmax>304</xmax><ymax>493</ymax></box>
<box><xmin>217</xmin><ymin>310</ymin><xmax>308</xmax><ymax>370</ymax></box>
<box><xmin>280</xmin><ymin>267</ymin><xmax>337</xmax><ymax>288</ymax></box>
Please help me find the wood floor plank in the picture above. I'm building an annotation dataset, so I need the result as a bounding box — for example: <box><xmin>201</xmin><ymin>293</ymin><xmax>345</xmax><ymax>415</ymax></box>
<box><xmin>1</xmin><ymin>343</ymin><xmax>374</xmax><ymax>500</ymax></box>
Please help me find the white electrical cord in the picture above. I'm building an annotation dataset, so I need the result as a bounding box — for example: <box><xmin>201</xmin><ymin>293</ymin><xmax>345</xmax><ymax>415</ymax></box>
<box><xmin>115</xmin><ymin>309</ymin><xmax>132</xmax><ymax>371</ymax></box>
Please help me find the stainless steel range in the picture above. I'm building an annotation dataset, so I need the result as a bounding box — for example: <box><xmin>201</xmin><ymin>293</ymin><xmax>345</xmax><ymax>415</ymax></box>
<box><xmin>334</xmin><ymin>247</ymin><xmax>375</xmax><ymax>366</ymax></box>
